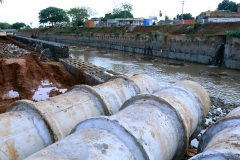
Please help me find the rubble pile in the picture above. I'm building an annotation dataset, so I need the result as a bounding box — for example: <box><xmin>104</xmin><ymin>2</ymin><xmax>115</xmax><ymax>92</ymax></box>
<box><xmin>0</xmin><ymin>42</ymin><xmax>31</xmax><ymax>58</ymax></box>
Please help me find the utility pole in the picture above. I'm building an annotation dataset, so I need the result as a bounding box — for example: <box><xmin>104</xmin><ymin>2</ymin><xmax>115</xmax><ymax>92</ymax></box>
<box><xmin>179</xmin><ymin>1</ymin><xmax>185</xmax><ymax>24</ymax></box>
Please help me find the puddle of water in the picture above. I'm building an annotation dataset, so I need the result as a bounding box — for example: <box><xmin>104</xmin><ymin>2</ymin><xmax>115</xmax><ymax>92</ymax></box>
<box><xmin>1</xmin><ymin>90</ymin><xmax>19</xmax><ymax>100</ymax></box>
<box><xmin>208</xmin><ymin>65</ymin><xmax>219</xmax><ymax>68</ymax></box>
<box><xmin>32</xmin><ymin>80</ymin><xmax>66</xmax><ymax>101</ymax></box>
<box><xmin>32</xmin><ymin>87</ymin><xmax>67</xmax><ymax>101</ymax></box>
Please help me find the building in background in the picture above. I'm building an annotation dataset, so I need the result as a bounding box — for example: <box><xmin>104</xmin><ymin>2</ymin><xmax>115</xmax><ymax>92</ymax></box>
<box><xmin>197</xmin><ymin>7</ymin><xmax>240</xmax><ymax>23</ymax></box>
<box><xmin>107</xmin><ymin>18</ymin><xmax>144</xmax><ymax>26</ymax></box>
<box><xmin>172</xmin><ymin>20</ymin><xmax>195</xmax><ymax>24</ymax></box>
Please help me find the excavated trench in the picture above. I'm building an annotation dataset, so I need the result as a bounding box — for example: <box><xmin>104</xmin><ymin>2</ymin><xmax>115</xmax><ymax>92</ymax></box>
<box><xmin>0</xmin><ymin>37</ymin><xmax>80</xmax><ymax>113</ymax></box>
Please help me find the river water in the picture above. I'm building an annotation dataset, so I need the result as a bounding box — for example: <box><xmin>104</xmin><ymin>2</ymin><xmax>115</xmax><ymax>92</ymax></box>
<box><xmin>69</xmin><ymin>45</ymin><xmax>240</xmax><ymax>104</ymax></box>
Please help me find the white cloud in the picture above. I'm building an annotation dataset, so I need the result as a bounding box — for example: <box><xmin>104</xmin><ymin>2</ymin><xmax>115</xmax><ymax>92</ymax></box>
<box><xmin>0</xmin><ymin>0</ymin><xmax>237</xmax><ymax>27</ymax></box>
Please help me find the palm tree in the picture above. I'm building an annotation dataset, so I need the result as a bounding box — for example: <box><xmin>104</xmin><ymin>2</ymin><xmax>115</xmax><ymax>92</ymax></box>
<box><xmin>159</xmin><ymin>10</ymin><xmax>162</xmax><ymax>20</ymax></box>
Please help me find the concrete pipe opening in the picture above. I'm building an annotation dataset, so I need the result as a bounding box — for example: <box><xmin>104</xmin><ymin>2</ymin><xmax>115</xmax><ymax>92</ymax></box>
<box><xmin>190</xmin><ymin>106</ymin><xmax>240</xmax><ymax>160</ymax></box>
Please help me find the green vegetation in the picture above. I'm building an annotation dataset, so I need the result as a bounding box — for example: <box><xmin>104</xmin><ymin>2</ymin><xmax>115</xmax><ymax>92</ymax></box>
<box><xmin>114</xmin><ymin>32</ymin><xmax>120</xmax><ymax>37</ymax></box>
<box><xmin>67</xmin><ymin>7</ymin><xmax>95</xmax><ymax>27</ymax></box>
<box><xmin>193</xmin><ymin>22</ymin><xmax>202</xmax><ymax>30</ymax></box>
<box><xmin>227</xmin><ymin>30</ymin><xmax>240</xmax><ymax>38</ymax></box>
<box><xmin>204</xmin><ymin>34</ymin><xmax>216</xmax><ymax>39</ymax></box>
<box><xmin>144</xmin><ymin>33</ymin><xmax>150</xmax><ymax>36</ymax></box>
<box><xmin>205</xmin><ymin>29</ymin><xmax>217</xmax><ymax>34</ymax></box>
<box><xmin>53</xmin><ymin>29</ymin><xmax>72</xmax><ymax>34</ymax></box>
<box><xmin>98</xmin><ymin>26</ymin><xmax>105</xmax><ymax>30</ymax></box>
<box><xmin>161</xmin><ymin>33</ymin><xmax>168</xmax><ymax>38</ymax></box>
<box><xmin>11</xmin><ymin>22</ymin><xmax>26</xmax><ymax>29</ymax></box>
<box><xmin>114</xmin><ymin>26</ymin><xmax>122</xmax><ymax>30</ymax></box>
<box><xmin>135</xmin><ymin>32</ymin><xmax>141</xmax><ymax>38</ymax></box>
<box><xmin>39</xmin><ymin>7</ymin><xmax>69</xmax><ymax>26</ymax></box>
<box><xmin>217</xmin><ymin>0</ymin><xmax>240</xmax><ymax>12</ymax></box>
<box><xmin>0</xmin><ymin>22</ymin><xmax>11</xmax><ymax>29</ymax></box>
<box><xmin>85</xmin><ymin>27</ymin><xmax>95</xmax><ymax>31</ymax></box>
<box><xmin>101</xmin><ymin>2</ymin><xmax>133</xmax><ymax>20</ymax></box>
<box><xmin>175</xmin><ymin>13</ymin><xmax>194</xmax><ymax>20</ymax></box>
<box><xmin>186</xmin><ymin>26</ymin><xmax>194</xmax><ymax>33</ymax></box>
<box><xmin>185</xmin><ymin>34</ymin><xmax>195</xmax><ymax>39</ymax></box>
<box><xmin>164</xmin><ymin>24</ymin><xmax>171</xmax><ymax>32</ymax></box>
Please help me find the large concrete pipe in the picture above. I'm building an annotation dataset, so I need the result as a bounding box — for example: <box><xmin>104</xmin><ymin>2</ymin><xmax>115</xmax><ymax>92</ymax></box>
<box><xmin>0</xmin><ymin>111</ymin><xmax>52</xmax><ymax>160</ymax></box>
<box><xmin>25</xmin><ymin>80</ymin><xmax>210</xmax><ymax>160</ymax></box>
<box><xmin>0</xmin><ymin>74</ymin><xmax>160</xmax><ymax>160</ymax></box>
<box><xmin>190</xmin><ymin>106</ymin><xmax>240</xmax><ymax>160</ymax></box>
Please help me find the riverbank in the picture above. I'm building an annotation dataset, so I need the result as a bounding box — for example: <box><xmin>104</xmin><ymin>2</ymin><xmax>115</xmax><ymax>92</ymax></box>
<box><xmin>1</xmin><ymin>37</ymin><xmax>239</xmax><ymax>159</ymax></box>
<box><xmin>17</xmin><ymin>22</ymin><xmax>240</xmax><ymax>70</ymax></box>
<box><xmin>0</xmin><ymin>37</ymin><xmax>80</xmax><ymax>113</ymax></box>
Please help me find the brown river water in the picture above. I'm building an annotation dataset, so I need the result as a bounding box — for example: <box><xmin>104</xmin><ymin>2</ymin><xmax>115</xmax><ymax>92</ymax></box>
<box><xmin>69</xmin><ymin>45</ymin><xmax>240</xmax><ymax>104</ymax></box>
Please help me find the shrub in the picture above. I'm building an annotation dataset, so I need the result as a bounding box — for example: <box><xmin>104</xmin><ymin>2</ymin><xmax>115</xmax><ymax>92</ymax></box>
<box><xmin>161</xmin><ymin>33</ymin><xmax>168</xmax><ymax>38</ymax></box>
<box><xmin>114</xmin><ymin>32</ymin><xmax>120</xmax><ymax>37</ymax></box>
<box><xmin>227</xmin><ymin>30</ymin><xmax>240</xmax><ymax>38</ymax></box>
<box><xmin>186</xmin><ymin>26</ymin><xmax>194</xmax><ymax>33</ymax></box>
<box><xmin>164</xmin><ymin>24</ymin><xmax>171</xmax><ymax>32</ymax></box>
<box><xmin>53</xmin><ymin>29</ymin><xmax>72</xmax><ymax>34</ymax></box>
<box><xmin>185</xmin><ymin>34</ymin><xmax>195</xmax><ymax>39</ymax></box>
<box><xmin>135</xmin><ymin>32</ymin><xmax>141</xmax><ymax>38</ymax></box>
<box><xmin>193</xmin><ymin>22</ymin><xmax>201</xmax><ymax>30</ymax></box>
<box><xmin>204</xmin><ymin>34</ymin><xmax>216</xmax><ymax>39</ymax></box>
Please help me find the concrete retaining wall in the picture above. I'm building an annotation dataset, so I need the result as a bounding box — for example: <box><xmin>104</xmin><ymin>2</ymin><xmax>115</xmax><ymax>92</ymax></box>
<box><xmin>16</xmin><ymin>32</ymin><xmax>240</xmax><ymax>70</ymax></box>
<box><xmin>10</xmin><ymin>35</ymin><xmax>69</xmax><ymax>58</ymax></box>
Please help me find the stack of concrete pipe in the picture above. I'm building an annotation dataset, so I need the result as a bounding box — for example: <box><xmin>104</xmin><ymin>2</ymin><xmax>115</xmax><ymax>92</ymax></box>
<box><xmin>0</xmin><ymin>74</ymin><xmax>160</xmax><ymax>160</ymax></box>
<box><xmin>190</xmin><ymin>106</ymin><xmax>240</xmax><ymax>159</ymax></box>
<box><xmin>25</xmin><ymin>80</ymin><xmax>211</xmax><ymax>160</ymax></box>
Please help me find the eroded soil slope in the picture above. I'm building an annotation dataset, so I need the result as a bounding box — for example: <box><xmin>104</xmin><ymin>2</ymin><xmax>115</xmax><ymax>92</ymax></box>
<box><xmin>0</xmin><ymin>37</ymin><xmax>80</xmax><ymax>113</ymax></box>
<box><xmin>20</xmin><ymin>22</ymin><xmax>240</xmax><ymax>36</ymax></box>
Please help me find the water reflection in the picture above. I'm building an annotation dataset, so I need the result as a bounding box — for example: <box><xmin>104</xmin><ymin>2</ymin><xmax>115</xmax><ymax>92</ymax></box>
<box><xmin>69</xmin><ymin>45</ymin><xmax>240</xmax><ymax>104</ymax></box>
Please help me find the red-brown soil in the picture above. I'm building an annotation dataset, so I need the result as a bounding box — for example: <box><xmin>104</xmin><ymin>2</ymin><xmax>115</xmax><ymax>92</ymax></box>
<box><xmin>21</xmin><ymin>22</ymin><xmax>240</xmax><ymax>36</ymax></box>
<box><xmin>0</xmin><ymin>37</ymin><xmax>80</xmax><ymax>113</ymax></box>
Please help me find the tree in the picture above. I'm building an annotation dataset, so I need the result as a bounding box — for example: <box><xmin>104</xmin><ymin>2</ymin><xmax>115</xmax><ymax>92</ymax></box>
<box><xmin>38</xmin><ymin>7</ymin><xmax>69</xmax><ymax>26</ymax></box>
<box><xmin>159</xmin><ymin>10</ymin><xmax>162</xmax><ymax>19</ymax></box>
<box><xmin>67</xmin><ymin>7</ymin><xmax>95</xmax><ymax>27</ymax></box>
<box><xmin>25</xmin><ymin>25</ymin><xmax>31</xmax><ymax>29</ymax></box>
<box><xmin>176</xmin><ymin>13</ymin><xmax>194</xmax><ymax>20</ymax></box>
<box><xmin>217</xmin><ymin>0</ymin><xmax>238</xmax><ymax>12</ymax></box>
<box><xmin>165</xmin><ymin>15</ymin><xmax>171</xmax><ymax>22</ymax></box>
<box><xmin>11</xmin><ymin>22</ymin><xmax>26</xmax><ymax>29</ymax></box>
<box><xmin>102</xmin><ymin>2</ymin><xmax>133</xmax><ymax>20</ymax></box>
<box><xmin>0</xmin><ymin>22</ymin><xmax>11</xmax><ymax>29</ymax></box>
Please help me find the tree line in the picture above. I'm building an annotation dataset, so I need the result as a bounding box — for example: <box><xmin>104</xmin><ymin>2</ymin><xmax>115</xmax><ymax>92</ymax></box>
<box><xmin>38</xmin><ymin>2</ymin><xmax>134</xmax><ymax>28</ymax></box>
<box><xmin>0</xmin><ymin>0</ymin><xmax>239</xmax><ymax>29</ymax></box>
<box><xmin>0</xmin><ymin>22</ymin><xmax>29</xmax><ymax>30</ymax></box>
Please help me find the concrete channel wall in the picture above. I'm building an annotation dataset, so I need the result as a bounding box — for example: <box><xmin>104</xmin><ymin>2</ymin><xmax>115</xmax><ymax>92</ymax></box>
<box><xmin>10</xmin><ymin>35</ymin><xmax>69</xmax><ymax>58</ymax></box>
<box><xmin>16</xmin><ymin>32</ymin><xmax>240</xmax><ymax>70</ymax></box>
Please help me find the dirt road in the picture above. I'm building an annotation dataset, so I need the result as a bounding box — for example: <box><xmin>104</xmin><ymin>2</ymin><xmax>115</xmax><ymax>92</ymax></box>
<box><xmin>0</xmin><ymin>37</ymin><xmax>80</xmax><ymax>113</ymax></box>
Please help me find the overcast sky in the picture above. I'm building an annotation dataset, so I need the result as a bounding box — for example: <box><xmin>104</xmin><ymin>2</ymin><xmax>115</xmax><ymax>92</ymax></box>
<box><xmin>0</xmin><ymin>0</ymin><xmax>238</xmax><ymax>27</ymax></box>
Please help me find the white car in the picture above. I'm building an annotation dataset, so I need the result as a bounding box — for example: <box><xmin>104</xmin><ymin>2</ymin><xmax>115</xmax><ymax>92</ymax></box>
<box><xmin>0</xmin><ymin>31</ymin><xmax>7</xmax><ymax>37</ymax></box>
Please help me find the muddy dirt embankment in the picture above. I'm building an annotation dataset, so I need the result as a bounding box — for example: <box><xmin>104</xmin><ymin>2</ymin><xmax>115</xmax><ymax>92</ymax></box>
<box><xmin>0</xmin><ymin>37</ymin><xmax>80</xmax><ymax>113</ymax></box>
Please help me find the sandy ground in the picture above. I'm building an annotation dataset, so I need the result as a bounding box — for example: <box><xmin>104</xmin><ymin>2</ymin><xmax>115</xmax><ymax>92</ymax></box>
<box><xmin>0</xmin><ymin>37</ymin><xmax>80</xmax><ymax>113</ymax></box>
